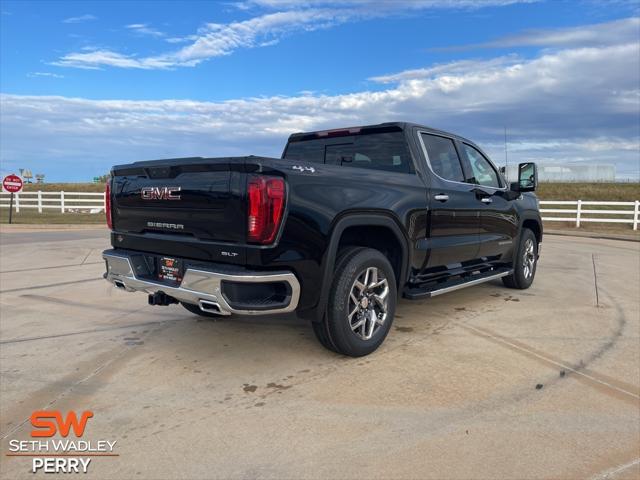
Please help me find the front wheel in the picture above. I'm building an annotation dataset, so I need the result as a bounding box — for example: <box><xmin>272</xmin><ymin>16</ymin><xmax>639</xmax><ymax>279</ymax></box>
<box><xmin>313</xmin><ymin>247</ymin><xmax>397</xmax><ymax>357</ymax></box>
<box><xmin>502</xmin><ymin>228</ymin><xmax>538</xmax><ymax>289</ymax></box>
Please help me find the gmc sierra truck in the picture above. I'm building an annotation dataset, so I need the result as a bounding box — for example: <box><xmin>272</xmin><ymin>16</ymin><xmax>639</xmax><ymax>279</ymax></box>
<box><xmin>103</xmin><ymin>122</ymin><xmax>542</xmax><ymax>356</ymax></box>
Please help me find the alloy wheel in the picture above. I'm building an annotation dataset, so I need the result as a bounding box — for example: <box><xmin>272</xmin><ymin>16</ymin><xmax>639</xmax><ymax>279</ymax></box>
<box><xmin>523</xmin><ymin>239</ymin><xmax>536</xmax><ymax>279</ymax></box>
<box><xmin>348</xmin><ymin>267</ymin><xmax>389</xmax><ymax>340</ymax></box>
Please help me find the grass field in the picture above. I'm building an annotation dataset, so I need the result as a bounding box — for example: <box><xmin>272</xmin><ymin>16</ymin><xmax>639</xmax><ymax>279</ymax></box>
<box><xmin>0</xmin><ymin>209</ymin><xmax>104</xmax><ymax>224</ymax></box>
<box><xmin>1</xmin><ymin>182</ymin><xmax>638</xmax><ymax>235</ymax></box>
<box><xmin>536</xmin><ymin>182</ymin><xmax>640</xmax><ymax>201</ymax></box>
<box><xmin>20</xmin><ymin>182</ymin><xmax>105</xmax><ymax>193</ymax></box>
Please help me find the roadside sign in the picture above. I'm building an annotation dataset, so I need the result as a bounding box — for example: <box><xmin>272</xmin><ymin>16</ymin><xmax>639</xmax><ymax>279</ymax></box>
<box><xmin>3</xmin><ymin>174</ymin><xmax>23</xmax><ymax>224</ymax></box>
<box><xmin>2</xmin><ymin>174</ymin><xmax>23</xmax><ymax>193</ymax></box>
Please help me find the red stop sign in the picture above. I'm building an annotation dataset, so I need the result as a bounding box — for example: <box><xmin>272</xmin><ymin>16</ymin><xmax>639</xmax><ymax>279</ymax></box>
<box><xmin>2</xmin><ymin>174</ymin><xmax>23</xmax><ymax>193</ymax></box>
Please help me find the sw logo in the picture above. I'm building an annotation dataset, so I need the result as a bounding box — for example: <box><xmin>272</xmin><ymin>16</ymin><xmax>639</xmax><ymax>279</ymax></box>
<box><xmin>8</xmin><ymin>410</ymin><xmax>117</xmax><ymax>474</ymax></box>
<box><xmin>30</xmin><ymin>410</ymin><xmax>93</xmax><ymax>437</ymax></box>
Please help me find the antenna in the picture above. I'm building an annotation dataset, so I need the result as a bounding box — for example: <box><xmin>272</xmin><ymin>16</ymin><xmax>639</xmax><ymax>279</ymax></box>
<box><xmin>504</xmin><ymin>126</ymin><xmax>508</xmax><ymax>180</ymax></box>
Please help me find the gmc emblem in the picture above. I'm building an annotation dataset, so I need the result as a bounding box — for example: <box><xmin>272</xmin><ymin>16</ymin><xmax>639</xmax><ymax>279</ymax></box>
<box><xmin>141</xmin><ymin>186</ymin><xmax>181</xmax><ymax>200</ymax></box>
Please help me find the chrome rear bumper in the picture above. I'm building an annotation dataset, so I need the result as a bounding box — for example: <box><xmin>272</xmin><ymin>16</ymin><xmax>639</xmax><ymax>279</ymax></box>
<box><xmin>103</xmin><ymin>251</ymin><xmax>300</xmax><ymax>316</ymax></box>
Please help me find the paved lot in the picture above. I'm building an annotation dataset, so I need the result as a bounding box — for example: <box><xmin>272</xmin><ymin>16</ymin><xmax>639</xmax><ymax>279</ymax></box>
<box><xmin>0</xmin><ymin>228</ymin><xmax>638</xmax><ymax>479</ymax></box>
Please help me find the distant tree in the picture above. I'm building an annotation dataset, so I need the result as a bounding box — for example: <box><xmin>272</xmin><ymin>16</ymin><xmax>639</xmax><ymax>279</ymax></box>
<box><xmin>93</xmin><ymin>174</ymin><xmax>109</xmax><ymax>183</ymax></box>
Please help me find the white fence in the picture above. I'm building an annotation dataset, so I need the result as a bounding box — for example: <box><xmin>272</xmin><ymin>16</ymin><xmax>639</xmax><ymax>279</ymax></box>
<box><xmin>540</xmin><ymin>200</ymin><xmax>639</xmax><ymax>230</ymax></box>
<box><xmin>1</xmin><ymin>192</ymin><xmax>639</xmax><ymax>230</ymax></box>
<box><xmin>0</xmin><ymin>191</ymin><xmax>105</xmax><ymax>213</ymax></box>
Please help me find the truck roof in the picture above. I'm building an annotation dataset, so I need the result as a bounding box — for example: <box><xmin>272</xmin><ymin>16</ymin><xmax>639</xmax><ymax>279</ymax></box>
<box><xmin>287</xmin><ymin>122</ymin><xmax>472</xmax><ymax>144</ymax></box>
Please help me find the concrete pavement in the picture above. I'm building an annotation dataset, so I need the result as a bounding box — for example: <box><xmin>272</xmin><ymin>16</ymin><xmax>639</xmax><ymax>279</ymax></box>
<box><xmin>0</xmin><ymin>229</ymin><xmax>638</xmax><ymax>479</ymax></box>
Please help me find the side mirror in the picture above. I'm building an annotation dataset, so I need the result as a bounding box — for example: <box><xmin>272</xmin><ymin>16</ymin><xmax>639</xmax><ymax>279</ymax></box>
<box><xmin>510</xmin><ymin>162</ymin><xmax>537</xmax><ymax>192</ymax></box>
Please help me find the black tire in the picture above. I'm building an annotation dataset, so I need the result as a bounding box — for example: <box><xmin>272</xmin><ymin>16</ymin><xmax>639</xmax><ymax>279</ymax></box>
<box><xmin>502</xmin><ymin>228</ymin><xmax>538</xmax><ymax>289</ymax></box>
<box><xmin>311</xmin><ymin>318</ymin><xmax>338</xmax><ymax>353</ymax></box>
<box><xmin>181</xmin><ymin>301</ymin><xmax>223</xmax><ymax>318</ymax></box>
<box><xmin>315</xmin><ymin>247</ymin><xmax>397</xmax><ymax>357</ymax></box>
<box><xmin>311</xmin><ymin>247</ymin><xmax>365</xmax><ymax>353</ymax></box>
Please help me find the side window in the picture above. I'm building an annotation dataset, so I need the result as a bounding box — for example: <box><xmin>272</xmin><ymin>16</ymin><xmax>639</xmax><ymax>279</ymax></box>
<box><xmin>462</xmin><ymin>144</ymin><xmax>501</xmax><ymax>188</ymax></box>
<box><xmin>420</xmin><ymin>133</ymin><xmax>465</xmax><ymax>182</ymax></box>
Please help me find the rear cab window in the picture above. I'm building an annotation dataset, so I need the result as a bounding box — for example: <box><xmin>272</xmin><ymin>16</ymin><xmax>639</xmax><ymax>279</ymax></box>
<box><xmin>283</xmin><ymin>127</ymin><xmax>414</xmax><ymax>174</ymax></box>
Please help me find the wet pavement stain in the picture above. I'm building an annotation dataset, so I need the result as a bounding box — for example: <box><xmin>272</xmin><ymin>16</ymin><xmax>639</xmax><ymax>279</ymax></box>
<box><xmin>266</xmin><ymin>382</ymin><xmax>291</xmax><ymax>390</ymax></box>
<box><xmin>243</xmin><ymin>384</ymin><xmax>258</xmax><ymax>393</ymax></box>
<box><xmin>395</xmin><ymin>326</ymin><xmax>414</xmax><ymax>332</ymax></box>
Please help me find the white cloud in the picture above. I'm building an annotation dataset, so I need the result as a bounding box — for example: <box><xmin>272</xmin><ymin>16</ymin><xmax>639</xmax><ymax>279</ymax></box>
<box><xmin>165</xmin><ymin>37</ymin><xmax>192</xmax><ymax>44</ymax></box>
<box><xmin>3</xmin><ymin>40</ymin><xmax>639</xmax><ymax>180</ymax></box>
<box><xmin>126</xmin><ymin>23</ymin><xmax>166</xmax><ymax>38</ymax></box>
<box><xmin>52</xmin><ymin>50</ymin><xmax>180</xmax><ymax>70</ymax></box>
<box><xmin>53</xmin><ymin>1</ymin><xmax>539</xmax><ymax>70</ymax></box>
<box><xmin>237</xmin><ymin>0</ymin><xmax>538</xmax><ymax>10</ymax></box>
<box><xmin>433</xmin><ymin>16</ymin><xmax>640</xmax><ymax>50</ymax></box>
<box><xmin>54</xmin><ymin>9</ymin><xmax>353</xmax><ymax>69</ymax></box>
<box><xmin>369</xmin><ymin>55</ymin><xmax>520</xmax><ymax>84</ymax></box>
<box><xmin>27</xmin><ymin>72</ymin><xmax>65</xmax><ymax>78</ymax></box>
<box><xmin>62</xmin><ymin>14</ymin><xmax>97</xmax><ymax>24</ymax></box>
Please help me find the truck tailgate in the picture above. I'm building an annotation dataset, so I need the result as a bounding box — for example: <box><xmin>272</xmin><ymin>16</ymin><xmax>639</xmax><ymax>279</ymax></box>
<box><xmin>111</xmin><ymin>158</ymin><xmax>245</xmax><ymax>243</ymax></box>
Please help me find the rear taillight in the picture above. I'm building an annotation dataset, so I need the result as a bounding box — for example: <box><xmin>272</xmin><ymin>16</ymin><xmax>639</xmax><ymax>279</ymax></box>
<box><xmin>105</xmin><ymin>181</ymin><xmax>113</xmax><ymax>230</ymax></box>
<box><xmin>247</xmin><ymin>175</ymin><xmax>285</xmax><ymax>244</ymax></box>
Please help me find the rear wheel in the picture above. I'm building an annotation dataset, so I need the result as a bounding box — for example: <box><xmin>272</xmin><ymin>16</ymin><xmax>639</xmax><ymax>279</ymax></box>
<box><xmin>502</xmin><ymin>228</ymin><xmax>538</xmax><ymax>289</ymax></box>
<box><xmin>313</xmin><ymin>247</ymin><xmax>397</xmax><ymax>357</ymax></box>
<box><xmin>181</xmin><ymin>302</ymin><xmax>222</xmax><ymax>318</ymax></box>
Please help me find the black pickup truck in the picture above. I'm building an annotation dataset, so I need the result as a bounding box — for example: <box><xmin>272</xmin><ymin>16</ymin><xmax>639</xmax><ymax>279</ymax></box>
<box><xmin>103</xmin><ymin>122</ymin><xmax>541</xmax><ymax>356</ymax></box>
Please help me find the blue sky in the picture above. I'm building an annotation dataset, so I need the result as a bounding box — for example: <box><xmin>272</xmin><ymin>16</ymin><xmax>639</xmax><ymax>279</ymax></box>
<box><xmin>1</xmin><ymin>0</ymin><xmax>639</xmax><ymax>181</ymax></box>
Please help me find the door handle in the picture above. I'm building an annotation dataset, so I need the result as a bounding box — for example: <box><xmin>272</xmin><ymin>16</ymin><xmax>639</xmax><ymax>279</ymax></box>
<box><xmin>480</xmin><ymin>197</ymin><xmax>493</xmax><ymax>204</ymax></box>
<box><xmin>434</xmin><ymin>194</ymin><xmax>449</xmax><ymax>202</ymax></box>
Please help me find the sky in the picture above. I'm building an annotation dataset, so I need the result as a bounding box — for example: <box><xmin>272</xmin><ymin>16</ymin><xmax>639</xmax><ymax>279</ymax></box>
<box><xmin>0</xmin><ymin>0</ymin><xmax>639</xmax><ymax>182</ymax></box>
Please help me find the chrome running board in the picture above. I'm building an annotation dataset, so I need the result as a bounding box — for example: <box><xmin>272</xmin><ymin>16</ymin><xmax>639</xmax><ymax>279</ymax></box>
<box><xmin>404</xmin><ymin>268</ymin><xmax>512</xmax><ymax>299</ymax></box>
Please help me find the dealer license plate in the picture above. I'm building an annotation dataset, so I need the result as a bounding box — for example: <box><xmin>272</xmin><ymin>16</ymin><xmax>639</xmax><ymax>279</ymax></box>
<box><xmin>158</xmin><ymin>256</ymin><xmax>183</xmax><ymax>283</ymax></box>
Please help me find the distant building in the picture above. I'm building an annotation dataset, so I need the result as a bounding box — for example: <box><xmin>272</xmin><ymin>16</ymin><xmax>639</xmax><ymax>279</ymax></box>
<box><xmin>22</xmin><ymin>168</ymin><xmax>33</xmax><ymax>183</ymax></box>
<box><xmin>505</xmin><ymin>163</ymin><xmax>616</xmax><ymax>182</ymax></box>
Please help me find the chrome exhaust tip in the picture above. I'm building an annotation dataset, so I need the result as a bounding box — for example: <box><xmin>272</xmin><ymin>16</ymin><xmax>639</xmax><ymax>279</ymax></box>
<box><xmin>199</xmin><ymin>300</ymin><xmax>223</xmax><ymax>314</ymax></box>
